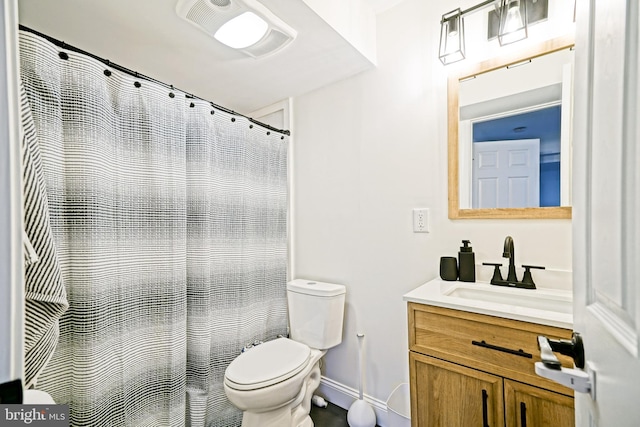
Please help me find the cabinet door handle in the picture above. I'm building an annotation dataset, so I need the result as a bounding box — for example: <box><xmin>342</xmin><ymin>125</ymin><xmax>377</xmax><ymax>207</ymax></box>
<box><xmin>482</xmin><ymin>389</ymin><xmax>490</xmax><ymax>427</ymax></box>
<box><xmin>472</xmin><ymin>340</ymin><xmax>533</xmax><ymax>359</ymax></box>
<box><xmin>520</xmin><ymin>402</ymin><xmax>527</xmax><ymax>427</ymax></box>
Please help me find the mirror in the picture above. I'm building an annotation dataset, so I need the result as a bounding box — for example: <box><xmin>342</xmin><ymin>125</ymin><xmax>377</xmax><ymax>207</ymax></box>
<box><xmin>448</xmin><ymin>35</ymin><xmax>574</xmax><ymax>219</ymax></box>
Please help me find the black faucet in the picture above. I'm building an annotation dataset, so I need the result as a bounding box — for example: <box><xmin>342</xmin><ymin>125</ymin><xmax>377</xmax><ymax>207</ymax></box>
<box><xmin>503</xmin><ymin>236</ymin><xmax>518</xmax><ymax>283</ymax></box>
<box><xmin>481</xmin><ymin>236</ymin><xmax>545</xmax><ymax>289</ymax></box>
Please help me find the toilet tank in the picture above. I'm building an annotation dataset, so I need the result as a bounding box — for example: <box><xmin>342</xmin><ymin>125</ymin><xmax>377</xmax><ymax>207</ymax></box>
<box><xmin>287</xmin><ymin>279</ymin><xmax>346</xmax><ymax>350</ymax></box>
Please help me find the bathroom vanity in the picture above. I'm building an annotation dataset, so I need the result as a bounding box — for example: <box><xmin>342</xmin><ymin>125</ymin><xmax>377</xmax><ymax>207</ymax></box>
<box><xmin>405</xmin><ymin>279</ymin><xmax>575</xmax><ymax>427</ymax></box>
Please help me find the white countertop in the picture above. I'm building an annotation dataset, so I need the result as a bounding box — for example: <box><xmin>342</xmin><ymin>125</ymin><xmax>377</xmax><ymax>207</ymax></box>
<box><xmin>403</xmin><ymin>278</ymin><xmax>573</xmax><ymax>329</ymax></box>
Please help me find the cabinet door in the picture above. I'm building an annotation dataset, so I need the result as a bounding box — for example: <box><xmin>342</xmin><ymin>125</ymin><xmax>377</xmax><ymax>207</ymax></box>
<box><xmin>410</xmin><ymin>352</ymin><xmax>504</xmax><ymax>427</ymax></box>
<box><xmin>504</xmin><ymin>379</ymin><xmax>574</xmax><ymax>427</ymax></box>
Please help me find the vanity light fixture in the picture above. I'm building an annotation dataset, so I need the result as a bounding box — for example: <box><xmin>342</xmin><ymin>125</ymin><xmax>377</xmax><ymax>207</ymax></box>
<box><xmin>438</xmin><ymin>0</ymin><xmax>500</xmax><ymax>65</ymax></box>
<box><xmin>438</xmin><ymin>0</ymin><xmax>544</xmax><ymax>65</ymax></box>
<box><xmin>497</xmin><ymin>0</ymin><xmax>528</xmax><ymax>46</ymax></box>
<box><xmin>439</xmin><ymin>8</ymin><xmax>465</xmax><ymax>65</ymax></box>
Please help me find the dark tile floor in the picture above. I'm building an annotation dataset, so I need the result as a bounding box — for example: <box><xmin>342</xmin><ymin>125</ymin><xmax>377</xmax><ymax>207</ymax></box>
<box><xmin>309</xmin><ymin>402</ymin><xmax>380</xmax><ymax>427</ymax></box>
<box><xmin>309</xmin><ymin>402</ymin><xmax>349</xmax><ymax>427</ymax></box>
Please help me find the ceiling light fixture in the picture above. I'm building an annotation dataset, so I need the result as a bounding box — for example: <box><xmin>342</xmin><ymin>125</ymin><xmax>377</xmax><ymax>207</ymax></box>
<box><xmin>214</xmin><ymin>11</ymin><xmax>268</xmax><ymax>49</ymax></box>
<box><xmin>176</xmin><ymin>0</ymin><xmax>297</xmax><ymax>58</ymax></box>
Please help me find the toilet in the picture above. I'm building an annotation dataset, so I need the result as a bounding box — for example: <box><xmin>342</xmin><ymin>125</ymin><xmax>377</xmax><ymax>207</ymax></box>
<box><xmin>224</xmin><ymin>279</ymin><xmax>346</xmax><ymax>427</ymax></box>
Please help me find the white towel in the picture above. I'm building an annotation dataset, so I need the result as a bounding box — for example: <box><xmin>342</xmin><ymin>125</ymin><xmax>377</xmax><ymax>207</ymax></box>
<box><xmin>23</xmin><ymin>229</ymin><xmax>39</xmax><ymax>266</ymax></box>
<box><xmin>20</xmin><ymin>83</ymin><xmax>69</xmax><ymax>388</ymax></box>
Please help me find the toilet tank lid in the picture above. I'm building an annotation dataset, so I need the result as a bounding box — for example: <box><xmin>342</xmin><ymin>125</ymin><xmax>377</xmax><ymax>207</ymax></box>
<box><xmin>287</xmin><ymin>279</ymin><xmax>346</xmax><ymax>297</ymax></box>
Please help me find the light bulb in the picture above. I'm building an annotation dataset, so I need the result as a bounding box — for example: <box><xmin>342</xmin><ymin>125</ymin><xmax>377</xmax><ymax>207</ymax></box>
<box><xmin>448</xmin><ymin>18</ymin><xmax>459</xmax><ymax>37</ymax></box>
<box><xmin>504</xmin><ymin>3</ymin><xmax>523</xmax><ymax>34</ymax></box>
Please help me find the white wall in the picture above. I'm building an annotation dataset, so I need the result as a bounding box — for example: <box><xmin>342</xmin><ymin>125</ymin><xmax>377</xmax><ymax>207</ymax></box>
<box><xmin>292</xmin><ymin>0</ymin><xmax>574</xmax><ymax>422</ymax></box>
<box><xmin>301</xmin><ymin>0</ymin><xmax>377</xmax><ymax>64</ymax></box>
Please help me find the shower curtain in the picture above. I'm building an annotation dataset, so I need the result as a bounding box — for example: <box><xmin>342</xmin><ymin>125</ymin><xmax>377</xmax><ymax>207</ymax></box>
<box><xmin>184</xmin><ymin>103</ymin><xmax>289</xmax><ymax>426</ymax></box>
<box><xmin>19</xmin><ymin>30</ymin><xmax>289</xmax><ymax>427</ymax></box>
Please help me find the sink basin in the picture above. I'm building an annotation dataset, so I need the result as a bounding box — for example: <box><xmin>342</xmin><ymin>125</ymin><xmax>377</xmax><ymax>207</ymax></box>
<box><xmin>444</xmin><ymin>284</ymin><xmax>573</xmax><ymax>314</ymax></box>
<box><xmin>403</xmin><ymin>279</ymin><xmax>573</xmax><ymax>329</ymax></box>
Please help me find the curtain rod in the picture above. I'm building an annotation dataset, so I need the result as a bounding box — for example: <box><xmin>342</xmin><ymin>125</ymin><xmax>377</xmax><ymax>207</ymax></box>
<box><xmin>18</xmin><ymin>25</ymin><xmax>291</xmax><ymax>137</ymax></box>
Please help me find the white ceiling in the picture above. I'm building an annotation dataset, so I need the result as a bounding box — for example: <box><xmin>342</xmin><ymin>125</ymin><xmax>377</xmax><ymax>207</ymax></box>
<box><xmin>365</xmin><ymin>0</ymin><xmax>407</xmax><ymax>13</ymax></box>
<box><xmin>18</xmin><ymin>0</ymin><xmax>401</xmax><ymax>115</ymax></box>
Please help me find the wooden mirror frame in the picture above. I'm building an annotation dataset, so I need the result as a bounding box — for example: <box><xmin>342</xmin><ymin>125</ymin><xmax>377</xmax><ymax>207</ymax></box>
<box><xmin>448</xmin><ymin>35</ymin><xmax>575</xmax><ymax>219</ymax></box>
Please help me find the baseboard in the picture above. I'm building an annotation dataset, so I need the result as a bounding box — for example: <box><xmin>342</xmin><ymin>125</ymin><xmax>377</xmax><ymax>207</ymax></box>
<box><xmin>315</xmin><ymin>376</ymin><xmax>390</xmax><ymax>427</ymax></box>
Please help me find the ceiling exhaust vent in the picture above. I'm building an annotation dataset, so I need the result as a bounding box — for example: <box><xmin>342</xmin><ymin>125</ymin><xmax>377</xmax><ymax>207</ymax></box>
<box><xmin>176</xmin><ymin>0</ymin><xmax>297</xmax><ymax>58</ymax></box>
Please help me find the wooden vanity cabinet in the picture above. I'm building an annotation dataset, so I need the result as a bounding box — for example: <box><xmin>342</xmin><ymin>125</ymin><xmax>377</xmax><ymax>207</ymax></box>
<box><xmin>408</xmin><ymin>303</ymin><xmax>575</xmax><ymax>427</ymax></box>
<box><xmin>504</xmin><ymin>379</ymin><xmax>575</xmax><ymax>427</ymax></box>
<box><xmin>410</xmin><ymin>353</ymin><xmax>505</xmax><ymax>427</ymax></box>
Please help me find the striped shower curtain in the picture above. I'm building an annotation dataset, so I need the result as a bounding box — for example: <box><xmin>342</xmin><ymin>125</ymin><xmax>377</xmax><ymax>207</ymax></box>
<box><xmin>19</xmin><ymin>30</ymin><xmax>288</xmax><ymax>427</ymax></box>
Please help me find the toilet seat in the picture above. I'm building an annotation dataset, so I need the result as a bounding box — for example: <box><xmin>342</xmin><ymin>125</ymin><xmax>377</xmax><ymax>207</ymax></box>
<box><xmin>225</xmin><ymin>338</ymin><xmax>311</xmax><ymax>391</ymax></box>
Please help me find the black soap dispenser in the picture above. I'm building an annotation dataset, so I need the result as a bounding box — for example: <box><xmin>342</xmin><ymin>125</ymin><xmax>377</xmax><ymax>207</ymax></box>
<box><xmin>458</xmin><ymin>240</ymin><xmax>476</xmax><ymax>282</ymax></box>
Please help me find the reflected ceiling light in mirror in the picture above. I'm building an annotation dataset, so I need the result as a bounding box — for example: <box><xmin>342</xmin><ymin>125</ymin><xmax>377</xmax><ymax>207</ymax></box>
<box><xmin>498</xmin><ymin>0</ymin><xmax>528</xmax><ymax>46</ymax></box>
<box><xmin>439</xmin><ymin>8</ymin><xmax>465</xmax><ymax>64</ymax></box>
<box><xmin>214</xmin><ymin>12</ymin><xmax>269</xmax><ymax>49</ymax></box>
<box><xmin>506</xmin><ymin>59</ymin><xmax>531</xmax><ymax>68</ymax></box>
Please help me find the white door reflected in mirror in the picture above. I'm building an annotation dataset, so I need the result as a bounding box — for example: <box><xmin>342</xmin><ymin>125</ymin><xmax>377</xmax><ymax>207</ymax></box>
<box><xmin>472</xmin><ymin>138</ymin><xmax>540</xmax><ymax>208</ymax></box>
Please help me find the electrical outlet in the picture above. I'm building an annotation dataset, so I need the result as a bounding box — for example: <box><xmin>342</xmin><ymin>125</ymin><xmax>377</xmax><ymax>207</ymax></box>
<box><xmin>413</xmin><ymin>208</ymin><xmax>429</xmax><ymax>233</ymax></box>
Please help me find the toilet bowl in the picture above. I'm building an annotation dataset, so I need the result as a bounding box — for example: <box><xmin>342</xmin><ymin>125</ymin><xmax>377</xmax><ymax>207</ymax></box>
<box><xmin>224</xmin><ymin>279</ymin><xmax>346</xmax><ymax>427</ymax></box>
<box><xmin>224</xmin><ymin>338</ymin><xmax>325</xmax><ymax>427</ymax></box>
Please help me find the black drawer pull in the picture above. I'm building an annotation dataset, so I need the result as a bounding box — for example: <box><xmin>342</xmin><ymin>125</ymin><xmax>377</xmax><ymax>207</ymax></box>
<box><xmin>482</xmin><ymin>389</ymin><xmax>490</xmax><ymax>427</ymax></box>
<box><xmin>472</xmin><ymin>340</ymin><xmax>533</xmax><ymax>358</ymax></box>
<box><xmin>520</xmin><ymin>402</ymin><xmax>527</xmax><ymax>427</ymax></box>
